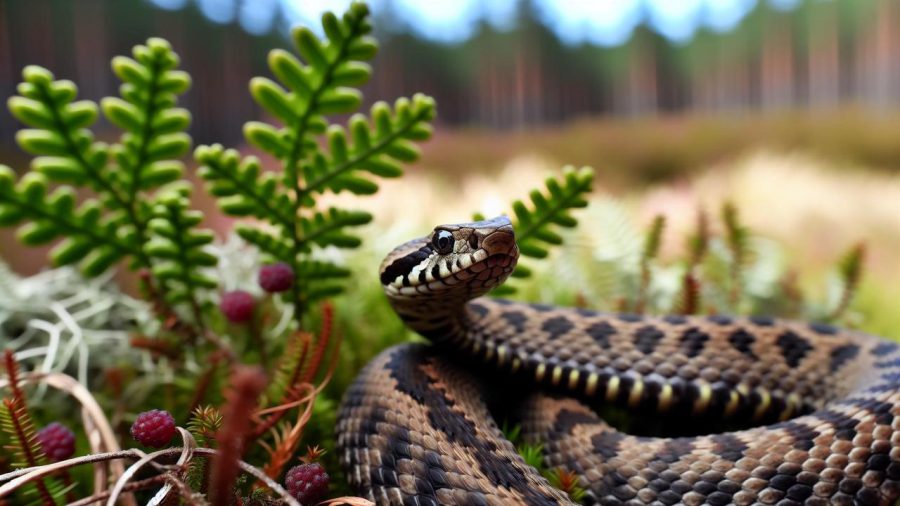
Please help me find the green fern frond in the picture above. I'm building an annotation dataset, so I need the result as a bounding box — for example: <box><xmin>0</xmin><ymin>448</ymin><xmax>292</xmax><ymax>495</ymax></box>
<box><xmin>297</xmin><ymin>260</ymin><xmax>352</xmax><ymax>304</ymax></box>
<box><xmin>146</xmin><ymin>194</ymin><xmax>217</xmax><ymax>309</ymax></box>
<box><xmin>194</xmin><ymin>146</ymin><xmax>293</xmax><ymax>224</ymax></box>
<box><xmin>295</xmin><ymin>97</ymin><xmax>435</xmax><ymax>203</ymax></box>
<box><xmin>300</xmin><ymin>208</ymin><xmax>372</xmax><ymax>251</ymax></box>
<box><xmin>101</xmin><ymin>38</ymin><xmax>192</xmax><ymax>210</ymax></box>
<box><xmin>10</xmin><ymin>66</ymin><xmax>114</xmax><ymax>204</ymax></box>
<box><xmin>197</xmin><ymin>3</ymin><xmax>435</xmax><ymax>322</ymax></box>
<box><xmin>0</xmin><ymin>168</ymin><xmax>138</xmax><ymax>275</ymax></box>
<box><xmin>486</xmin><ymin>166</ymin><xmax>594</xmax><ymax>295</ymax></box>
<box><xmin>1</xmin><ymin>38</ymin><xmax>209</xmax><ymax>332</ymax></box>
<box><xmin>3</xmin><ymin>39</ymin><xmax>192</xmax><ymax>276</ymax></box>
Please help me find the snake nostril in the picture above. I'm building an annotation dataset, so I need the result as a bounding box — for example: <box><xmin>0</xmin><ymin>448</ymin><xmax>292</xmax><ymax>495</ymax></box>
<box><xmin>469</xmin><ymin>234</ymin><xmax>479</xmax><ymax>249</ymax></box>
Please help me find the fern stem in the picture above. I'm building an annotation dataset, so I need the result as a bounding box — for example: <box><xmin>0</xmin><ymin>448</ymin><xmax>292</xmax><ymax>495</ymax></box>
<box><xmin>284</xmin><ymin>13</ymin><xmax>368</xmax><ymax>208</ymax></box>
<box><xmin>282</xmin><ymin>14</ymin><xmax>368</xmax><ymax>324</ymax></box>
<box><xmin>125</xmin><ymin>56</ymin><xmax>163</xmax><ymax>249</ymax></box>
<box><xmin>197</xmin><ymin>158</ymin><xmax>294</xmax><ymax>228</ymax></box>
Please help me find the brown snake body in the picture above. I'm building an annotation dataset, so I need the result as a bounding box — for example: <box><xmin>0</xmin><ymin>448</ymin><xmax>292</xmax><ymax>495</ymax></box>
<box><xmin>337</xmin><ymin>217</ymin><xmax>900</xmax><ymax>505</ymax></box>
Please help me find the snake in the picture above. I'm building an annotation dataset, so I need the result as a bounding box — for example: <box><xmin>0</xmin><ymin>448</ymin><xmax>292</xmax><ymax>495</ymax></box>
<box><xmin>336</xmin><ymin>216</ymin><xmax>900</xmax><ymax>505</ymax></box>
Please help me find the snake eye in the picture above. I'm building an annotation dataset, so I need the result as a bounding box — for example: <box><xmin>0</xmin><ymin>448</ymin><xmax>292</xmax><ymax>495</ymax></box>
<box><xmin>432</xmin><ymin>230</ymin><xmax>454</xmax><ymax>254</ymax></box>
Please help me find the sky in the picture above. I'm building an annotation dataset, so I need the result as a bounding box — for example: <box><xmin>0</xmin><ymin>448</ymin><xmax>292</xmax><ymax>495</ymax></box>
<box><xmin>148</xmin><ymin>0</ymin><xmax>805</xmax><ymax>46</ymax></box>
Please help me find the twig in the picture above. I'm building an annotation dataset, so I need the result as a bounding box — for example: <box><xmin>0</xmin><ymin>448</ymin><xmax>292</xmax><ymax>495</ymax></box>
<box><xmin>1</xmin><ymin>447</ymin><xmax>301</xmax><ymax>506</ymax></box>
<box><xmin>1</xmin><ymin>371</ymin><xmax>132</xmax><ymax>505</ymax></box>
<box><xmin>107</xmin><ymin>428</ymin><xmax>195</xmax><ymax>506</ymax></box>
<box><xmin>67</xmin><ymin>475</ymin><xmax>169</xmax><ymax>506</ymax></box>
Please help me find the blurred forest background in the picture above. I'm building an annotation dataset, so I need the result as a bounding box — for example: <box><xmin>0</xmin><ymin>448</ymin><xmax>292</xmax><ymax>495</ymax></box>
<box><xmin>5</xmin><ymin>0</ymin><xmax>900</xmax><ymax>158</ymax></box>
<box><xmin>2</xmin><ymin>0</ymin><xmax>900</xmax><ymax>337</ymax></box>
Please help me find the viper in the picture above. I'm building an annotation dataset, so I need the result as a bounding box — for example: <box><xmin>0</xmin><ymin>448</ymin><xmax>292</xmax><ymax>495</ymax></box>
<box><xmin>336</xmin><ymin>216</ymin><xmax>900</xmax><ymax>505</ymax></box>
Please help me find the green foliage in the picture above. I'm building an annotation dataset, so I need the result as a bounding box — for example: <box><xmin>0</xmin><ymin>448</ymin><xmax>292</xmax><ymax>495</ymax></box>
<box><xmin>0</xmin><ymin>38</ymin><xmax>212</xmax><ymax>324</ymax></box>
<box><xmin>721</xmin><ymin>201</ymin><xmax>750</xmax><ymax>310</ymax></box>
<box><xmin>516</xmin><ymin>442</ymin><xmax>545</xmax><ymax>470</ymax></box>
<box><xmin>636</xmin><ymin>215</ymin><xmax>666</xmax><ymax>312</ymax></box>
<box><xmin>1</xmin><ymin>352</ymin><xmax>70</xmax><ymax>504</ymax></box>
<box><xmin>0</xmin><ymin>399</ymin><xmax>48</xmax><ymax>474</ymax></box>
<box><xmin>828</xmin><ymin>242</ymin><xmax>865</xmax><ymax>321</ymax></box>
<box><xmin>196</xmin><ymin>2</ymin><xmax>435</xmax><ymax>319</ymax></box>
<box><xmin>502</xmin><ymin>422</ymin><xmax>586</xmax><ymax>504</ymax></box>
<box><xmin>146</xmin><ymin>195</ymin><xmax>218</xmax><ymax>307</ymax></box>
<box><xmin>476</xmin><ymin>166</ymin><xmax>594</xmax><ymax>295</ymax></box>
<box><xmin>546</xmin><ymin>468</ymin><xmax>587</xmax><ymax>503</ymax></box>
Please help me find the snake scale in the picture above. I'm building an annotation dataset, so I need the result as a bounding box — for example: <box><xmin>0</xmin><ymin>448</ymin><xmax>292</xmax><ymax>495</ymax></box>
<box><xmin>336</xmin><ymin>216</ymin><xmax>900</xmax><ymax>505</ymax></box>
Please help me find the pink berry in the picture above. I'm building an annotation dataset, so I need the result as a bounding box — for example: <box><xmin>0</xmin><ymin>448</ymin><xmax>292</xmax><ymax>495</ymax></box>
<box><xmin>36</xmin><ymin>422</ymin><xmax>75</xmax><ymax>461</ymax></box>
<box><xmin>130</xmin><ymin>409</ymin><xmax>176</xmax><ymax>448</ymax></box>
<box><xmin>258</xmin><ymin>262</ymin><xmax>294</xmax><ymax>293</ymax></box>
<box><xmin>220</xmin><ymin>290</ymin><xmax>255</xmax><ymax>323</ymax></box>
<box><xmin>285</xmin><ymin>462</ymin><xmax>329</xmax><ymax>504</ymax></box>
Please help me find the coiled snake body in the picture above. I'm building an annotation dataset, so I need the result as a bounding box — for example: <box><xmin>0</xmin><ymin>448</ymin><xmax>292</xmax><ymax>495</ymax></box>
<box><xmin>337</xmin><ymin>217</ymin><xmax>900</xmax><ymax>505</ymax></box>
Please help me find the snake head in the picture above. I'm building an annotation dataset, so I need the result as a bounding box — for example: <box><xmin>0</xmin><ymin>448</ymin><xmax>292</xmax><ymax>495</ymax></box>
<box><xmin>380</xmin><ymin>216</ymin><xmax>519</xmax><ymax>301</ymax></box>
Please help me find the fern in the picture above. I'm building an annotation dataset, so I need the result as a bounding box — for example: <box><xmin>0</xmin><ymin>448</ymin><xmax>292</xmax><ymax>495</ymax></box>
<box><xmin>145</xmin><ymin>194</ymin><xmax>217</xmax><ymax>311</ymax></box>
<box><xmin>196</xmin><ymin>3</ymin><xmax>435</xmax><ymax>322</ymax></box>
<box><xmin>0</xmin><ymin>38</ymin><xmax>211</xmax><ymax>324</ymax></box>
<box><xmin>478</xmin><ymin>166</ymin><xmax>594</xmax><ymax>295</ymax></box>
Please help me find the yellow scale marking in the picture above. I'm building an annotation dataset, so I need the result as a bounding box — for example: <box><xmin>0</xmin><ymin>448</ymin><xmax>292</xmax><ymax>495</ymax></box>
<box><xmin>657</xmin><ymin>383</ymin><xmax>674</xmax><ymax>412</ymax></box>
<box><xmin>585</xmin><ymin>373</ymin><xmax>599</xmax><ymax>396</ymax></box>
<box><xmin>754</xmin><ymin>389</ymin><xmax>772</xmax><ymax>420</ymax></box>
<box><xmin>568</xmin><ymin>370</ymin><xmax>579</xmax><ymax>390</ymax></box>
<box><xmin>496</xmin><ymin>345</ymin><xmax>508</xmax><ymax>367</ymax></box>
<box><xmin>779</xmin><ymin>393</ymin><xmax>802</xmax><ymax>421</ymax></box>
<box><xmin>605</xmin><ymin>376</ymin><xmax>620</xmax><ymax>402</ymax></box>
<box><xmin>511</xmin><ymin>357</ymin><xmax>522</xmax><ymax>374</ymax></box>
<box><xmin>627</xmin><ymin>379</ymin><xmax>644</xmax><ymax>407</ymax></box>
<box><xmin>535</xmin><ymin>363</ymin><xmax>546</xmax><ymax>382</ymax></box>
<box><xmin>724</xmin><ymin>391</ymin><xmax>740</xmax><ymax>418</ymax></box>
<box><xmin>692</xmin><ymin>383</ymin><xmax>712</xmax><ymax>414</ymax></box>
<box><xmin>551</xmin><ymin>366</ymin><xmax>563</xmax><ymax>386</ymax></box>
<box><xmin>484</xmin><ymin>341</ymin><xmax>495</xmax><ymax>362</ymax></box>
